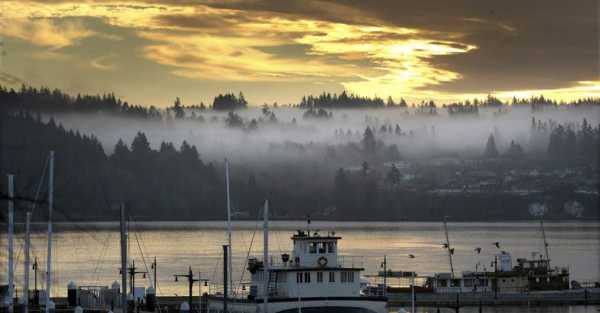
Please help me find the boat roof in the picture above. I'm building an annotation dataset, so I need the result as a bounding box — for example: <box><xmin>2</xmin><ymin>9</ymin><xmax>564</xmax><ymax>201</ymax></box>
<box><xmin>291</xmin><ymin>230</ymin><xmax>341</xmax><ymax>240</ymax></box>
<box><xmin>270</xmin><ymin>267</ymin><xmax>364</xmax><ymax>272</ymax></box>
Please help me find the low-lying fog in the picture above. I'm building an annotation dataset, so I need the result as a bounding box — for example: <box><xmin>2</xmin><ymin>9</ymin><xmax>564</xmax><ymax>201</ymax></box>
<box><xmin>48</xmin><ymin>105</ymin><xmax>600</xmax><ymax>164</ymax></box>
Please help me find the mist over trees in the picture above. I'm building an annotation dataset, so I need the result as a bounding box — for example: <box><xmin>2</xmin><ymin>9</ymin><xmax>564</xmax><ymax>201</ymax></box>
<box><xmin>1</xmin><ymin>85</ymin><xmax>599</xmax><ymax>221</ymax></box>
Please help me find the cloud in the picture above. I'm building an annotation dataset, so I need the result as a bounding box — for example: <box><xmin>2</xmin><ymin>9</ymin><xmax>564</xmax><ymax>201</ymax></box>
<box><xmin>0</xmin><ymin>72</ymin><xmax>27</xmax><ymax>86</ymax></box>
<box><xmin>90</xmin><ymin>53</ymin><xmax>117</xmax><ymax>70</ymax></box>
<box><xmin>137</xmin><ymin>16</ymin><xmax>475</xmax><ymax>93</ymax></box>
<box><xmin>2</xmin><ymin>18</ymin><xmax>95</xmax><ymax>49</ymax></box>
<box><xmin>0</xmin><ymin>0</ymin><xmax>597</xmax><ymax>104</ymax></box>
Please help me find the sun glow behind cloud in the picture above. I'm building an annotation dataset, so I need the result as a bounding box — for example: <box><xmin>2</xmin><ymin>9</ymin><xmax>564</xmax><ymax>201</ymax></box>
<box><xmin>0</xmin><ymin>0</ymin><xmax>597</xmax><ymax>104</ymax></box>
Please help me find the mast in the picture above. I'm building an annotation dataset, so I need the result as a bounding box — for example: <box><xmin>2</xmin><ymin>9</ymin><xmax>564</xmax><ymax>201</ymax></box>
<box><xmin>120</xmin><ymin>204</ymin><xmax>128</xmax><ymax>312</ymax></box>
<box><xmin>34</xmin><ymin>257</ymin><xmax>38</xmax><ymax>300</ymax></box>
<box><xmin>153</xmin><ymin>256</ymin><xmax>157</xmax><ymax>290</ymax></box>
<box><xmin>540</xmin><ymin>216</ymin><xmax>550</xmax><ymax>268</ymax></box>
<box><xmin>225</xmin><ymin>159</ymin><xmax>233</xmax><ymax>295</ymax></box>
<box><xmin>24</xmin><ymin>211</ymin><xmax>31</xmax><ymax>313</ymax></box>
<box><xmin>223</xmin><ymin>246</ymin><xmax>228</xmax><ymax>313</ymax></box>
<box><xmin>8</xmin><ymin>174</ymin><xmax>15</xmax><ymax>313</ymax></box>
<box><xmin>443</xmin><ymin>216</ymin><xmax>455</xmax><ymax>278</ymax></box>
<box><xmin>263</xmin><ymin>200</ymin><xmax>269</xmax><ymax>313</ymax></box>
<box><xmin>45</xmin><ymin>151</ymin><xmax>54</xmax><ymax>313</ymax></box>
<box><xmin>382</xmin><ymin>255</ymin><xmax>387</xmax><ymax>297</ymax></box>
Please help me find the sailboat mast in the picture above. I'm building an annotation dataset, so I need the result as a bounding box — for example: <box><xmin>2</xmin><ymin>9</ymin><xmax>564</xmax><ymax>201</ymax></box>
<box><xmin>45</xmin><ymin>151</ymin><xmax>54</xmax><ymax>313</ymax></box>
<box><xmin>263</xmin><ymin>200</ymin><xmax>269</xmax><ymax>313</ymax></box>
<box><xmin>24</xmin><ymin>211</ymin><xmax>31</xmax><ymax>313</ymax></box>
<box><xmin>225</xmin><ymin>159</ymin><xmax>233</xmax><ymax>295</ymax></box>
<box><xmin>120</xmin><ymin>203</ymin><xmax>128</xmax><ymax>311</ymax></box>
<box><xmin>443</xmin><ymin>216</ymin><xmax>455</xmax><ymax>279</ymax></box>
<box><xmin>7</xmin><ymin>174</ymin><xmax>15</xmax><ymax>313</ymax></box>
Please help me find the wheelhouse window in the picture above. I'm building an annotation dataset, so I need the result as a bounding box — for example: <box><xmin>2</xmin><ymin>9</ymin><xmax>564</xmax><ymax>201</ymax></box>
<box><xmin>304</xmin><ymin>272</ymin><xmax>311</xmax><ymax>283</ymax></box>
<box><xmin>327</xmin><ymin>242</ymin><xmax>335</xmax><ymax>253</ymax></box>
<box><xmin>340</xmin><ymin>271</ymin><xmax>354</xmax><ymax>283</ymax></box>
<box><xmin>309</xmin><ymin>242</ymin><xmax>317</xmax><ymax>254</ymax></box>
<box><xmin>329</xmin><ymin>271</ymin><xmax>335</xmax><ymax>282</ymax></box>
<box><xmin>317</xmin><ymin>272</ymin><xmax>323</xmax><ymax>283</ymax></box>
<box><xmin>296</xmin><ymin>272</ymin><xmax>303</xmax><ymax>283</ymax></box>
<box><xmin>348</xmin><ymin>271</ymin><xmax>355</xmax><ymax>282</ymax></box>
<box><xmin>319</xmin><ymin>242</ymin><xmax>327</xmax><ymax>253</ymax></box>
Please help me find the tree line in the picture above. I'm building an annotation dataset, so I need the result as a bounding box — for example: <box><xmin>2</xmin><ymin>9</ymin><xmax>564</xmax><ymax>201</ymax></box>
<box><xmin>2</xmin><ymin>85</ymin><xmax>599</xmax><ymax>117</ymax></box>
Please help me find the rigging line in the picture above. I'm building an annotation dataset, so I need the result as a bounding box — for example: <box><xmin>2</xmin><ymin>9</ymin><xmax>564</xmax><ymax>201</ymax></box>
<box><xmin>138</xmin><ymin>231</ymin><xmax>160</xmax><ymax>293</ymax></box>
<box><xmin>130</xmin><ymin>217</ymin><xmax>153</xmax><ymax>285</ymax></box>
<box><xmin>91</xmin><ymin>181</ymin><xmax>120</xmax><ymax>284</ymax></box>
<box><xmin>210</xmin><ymin>251</ymin><xmax>222</xmax><ymax>292</ymax></box>
<box><xmin>51</xmin><ymin>206</ymin><xmax>106</xmax><ymax>244</ymax></box>
<box><xmin>129</xmin><ymin>216</ymin><xmax>162</xmax><ymax>313</ymax></box>
<box><xmin>275</xmin><ymin>227</ymin><xmax>283</xmax><ymax>255</ymax></box>
<box><xmin>236</xmin><ymin>207</ymin><xmax>261</xmax><ymax>296</ymax></box>
<box><xmin>91</xmin><ymin>231</ymin><xmax>112</xmax><ymax>284</ymax></box>
<box><xmin>27</xmin><ymin>153</ymin><xmax>49</xmax><ymax>218</ymax></box>
<box><xmin>6</xmin><ymin>162</ymin><xmax>46</xmax><ymax>262</ymax></box>
<box><xmin>232</xmin><ymin>222</ymin><xmax>251</xmax><ymax>297</ymax></box>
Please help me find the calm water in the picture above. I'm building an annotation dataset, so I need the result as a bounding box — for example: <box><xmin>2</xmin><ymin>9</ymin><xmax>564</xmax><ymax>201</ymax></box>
<box><xmin>1</xmin><ymin>221</ymin><xmax>599</xmax><ymax>312</ymax></box>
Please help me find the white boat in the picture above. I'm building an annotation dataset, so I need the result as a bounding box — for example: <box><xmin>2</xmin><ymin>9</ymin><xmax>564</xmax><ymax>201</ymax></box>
<box><xmin>206</xmin><ymin>230</ymin><xmax>388</xmax><ymax>313</ymax></box>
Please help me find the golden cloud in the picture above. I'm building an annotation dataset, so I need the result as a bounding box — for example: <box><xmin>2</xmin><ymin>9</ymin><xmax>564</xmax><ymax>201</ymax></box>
<box><xmin>2</xmin><ymin>18</ymin><xmax>95</xmax><ymax>49</ymax></box>
<box><xmin>3</xmin><ymin>0</ymin><xmax>593</xmax><ymax>103</ymax></box>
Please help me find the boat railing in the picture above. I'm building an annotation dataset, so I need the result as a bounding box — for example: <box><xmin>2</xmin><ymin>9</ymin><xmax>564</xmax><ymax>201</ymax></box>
<box><xmin>336</xmin><ymin>255</ymin><xmax>365</xmax><ymax>268</ymax></box>
<box><xmin>264</xmin><ymin>255</ymin><xmax>364</xmax><ymax>268</ymax></box>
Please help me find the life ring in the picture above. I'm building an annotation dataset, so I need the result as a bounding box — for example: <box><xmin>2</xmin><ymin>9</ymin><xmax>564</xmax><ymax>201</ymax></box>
<box><xmin>318</xmin><ymin>256</ymin><xmax>328</xmax><ymax>267</ymax></box>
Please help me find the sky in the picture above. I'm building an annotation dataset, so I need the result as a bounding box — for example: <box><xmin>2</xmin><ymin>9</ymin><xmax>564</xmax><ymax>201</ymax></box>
<box><xmin>0</xmin><ymin>0</ymin><xmax>598</xmax><ymax>107</ymax></box>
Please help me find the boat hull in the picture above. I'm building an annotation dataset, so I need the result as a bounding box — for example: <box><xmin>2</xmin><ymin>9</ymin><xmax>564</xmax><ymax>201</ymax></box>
<box><xmin>207</xmin><ymin>296</ymin><xmax>388</xmax><ymax>313</ymax></box>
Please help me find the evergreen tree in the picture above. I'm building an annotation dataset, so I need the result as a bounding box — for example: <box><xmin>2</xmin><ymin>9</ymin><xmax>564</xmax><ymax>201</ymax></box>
<box><xmin>172</xmin><ymin>97</ymin><xmax>185</xmax><ymax>119</ymax></box>
<box><xmin>362</xmin><ymin>127</ymin><xmax>376</xmax><ymax>154</ymax></box>
<box><xmin>548</xmin><ymin>125</ymin><xmax>565</xmax><ymax>158</ymax></box>
<box><xmin>484</xmin><ymin>134</ymin><xmax>499</xmax><ymax>158</ymax></box>
<box><xmin>131</xmin><ymin>132</ymin><xmax>151</xmax><ymax>155</ymax></box>
<box><xmin>564</xmin><ymin>127</ymin><xmax>577</xmax><ymax>159</ymax></box>
<box><xmin>506</xmin><ymin>140</ymin><xmax>524</xmax><ymax>158</ymax></box>
<box><xmin>386</xmin><ymin>96</ymin><xmax>395</xmax><ymax>107</ymax></box>
<box><xmin>385</xmin><ymin>165</ymin><xmax>401</xmax><ymax>186</ymax></box>
<box><xmin>225</xmin><ymin>111</ymin><xmax>244</xmax><ymax>128</ymax></box>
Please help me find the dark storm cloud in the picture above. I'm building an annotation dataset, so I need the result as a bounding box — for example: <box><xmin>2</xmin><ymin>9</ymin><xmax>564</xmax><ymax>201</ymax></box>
<box><xmin>202</xmin><ymin>0</ymin><xmax>599</xmax><ymax>93</ymax></box>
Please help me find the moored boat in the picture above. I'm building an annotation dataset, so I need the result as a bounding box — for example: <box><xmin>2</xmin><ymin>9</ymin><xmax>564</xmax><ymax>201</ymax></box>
<box><xmin>207</xmin><ymin>230</ymin><xmax>388</xmax><ymax>313</ymax></box>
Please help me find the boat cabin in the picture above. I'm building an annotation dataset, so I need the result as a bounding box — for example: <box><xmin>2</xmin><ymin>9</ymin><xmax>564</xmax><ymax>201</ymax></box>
<box><xmin>248</xmin><ymin>230</ymin><xmax>363</xmax><ymax>300</ymax></box>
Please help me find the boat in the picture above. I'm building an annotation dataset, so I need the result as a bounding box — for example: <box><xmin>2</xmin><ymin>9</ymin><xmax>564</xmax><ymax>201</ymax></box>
<box><xmin>206</xmin><ymin>227</ymin><xmax>388</xmax><ymax>313</ymax></box>
<box><xmin>364</xmin><ymin>271</ymin><xmax>433</xmax><ymax>295</ymax></box>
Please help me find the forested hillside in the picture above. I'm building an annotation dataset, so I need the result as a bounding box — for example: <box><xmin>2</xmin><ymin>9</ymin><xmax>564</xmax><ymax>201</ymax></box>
<box><xmin>1</xmin><ymin>86</ymin><xmax>598</xmax><ymax>221</ymax></box>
